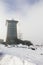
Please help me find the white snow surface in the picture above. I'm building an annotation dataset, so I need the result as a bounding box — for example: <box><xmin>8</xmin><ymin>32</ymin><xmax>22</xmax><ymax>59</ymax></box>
<box><xmin>0</xmin><ymin>44</ymin><xmax>43</xmax><ymax>65</ymax></box>
<box><xmin>0</xmin><ymin>54</ymin><xmax>36</xmax><ymax>65</ymax></box>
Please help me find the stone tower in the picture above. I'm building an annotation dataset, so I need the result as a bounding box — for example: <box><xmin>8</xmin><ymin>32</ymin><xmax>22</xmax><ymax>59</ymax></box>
<box><xmin>6</xmin><ymin>20</ymin><xmax>18</xmax><ymax>44</ymax></box>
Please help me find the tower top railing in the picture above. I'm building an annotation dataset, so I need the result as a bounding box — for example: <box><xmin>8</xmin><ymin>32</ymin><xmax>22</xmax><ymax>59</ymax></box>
<box><xmin>6</xmin><ymin>19</ymin><xmax>18</xmax><ymax>23</ymax></box>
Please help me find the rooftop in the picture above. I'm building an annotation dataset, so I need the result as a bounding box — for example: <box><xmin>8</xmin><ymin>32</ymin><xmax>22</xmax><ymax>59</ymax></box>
<box><xmin>6</xmin><ymin>19</ymin><xmax>18</xmax><ymax>23</ymax></box>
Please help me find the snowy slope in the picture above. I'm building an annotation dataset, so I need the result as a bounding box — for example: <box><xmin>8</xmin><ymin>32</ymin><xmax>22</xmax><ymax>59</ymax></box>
<box><xmin>0</xmin><ymin>44</ymin><xmax>43</xmax><ymax>65</ymax></box>
<box><xmin>0</xmin><ymin>54</ymin><xmax>36</xmax><ymax>65</ymax></box>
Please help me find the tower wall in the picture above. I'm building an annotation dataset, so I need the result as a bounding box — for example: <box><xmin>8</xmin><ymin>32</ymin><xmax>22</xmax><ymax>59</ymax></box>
<box><xmin>6</xmin><ymin>20</ymin><xmax>18</xmax><ymax>44</ymax></box>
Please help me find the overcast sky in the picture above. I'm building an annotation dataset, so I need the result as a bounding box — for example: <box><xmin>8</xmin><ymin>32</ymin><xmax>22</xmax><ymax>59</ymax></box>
<box><xmin>0</xmin><ymin>0</ymin><xmax>43</xmax><ymax>44</ymax></box>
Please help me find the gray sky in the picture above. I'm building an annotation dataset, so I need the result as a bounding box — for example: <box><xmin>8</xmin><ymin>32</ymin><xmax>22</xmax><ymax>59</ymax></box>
<box><xmin>0</xmin><ymin>0</ymin><xmax>43</xmax><ymax>44</ymax></box>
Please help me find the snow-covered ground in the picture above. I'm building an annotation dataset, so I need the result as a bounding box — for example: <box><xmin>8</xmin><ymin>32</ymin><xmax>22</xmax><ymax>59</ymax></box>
<box><xmin>0</xmin><ymin>44</ymin><xmax>43</xmax><ymax>65</ymax></box>
<box><xmin>0</xmin><ymin>54</ymin><xmax>36</xmax><ymax>65</ymax></box>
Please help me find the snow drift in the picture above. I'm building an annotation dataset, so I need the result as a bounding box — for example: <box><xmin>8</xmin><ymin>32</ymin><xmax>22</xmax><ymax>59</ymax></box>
<box><xmin>0</xmin><ymin>54</ymin><xmax>36</xmax><ymax>65</ymax></box>
<box><xmin>0</xmin><ymin>44</ymin><xmax>43</xmax><ymax>65</ymax></box>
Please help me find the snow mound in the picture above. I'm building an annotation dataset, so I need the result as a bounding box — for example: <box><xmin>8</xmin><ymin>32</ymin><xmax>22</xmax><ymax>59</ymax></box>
<box><xmin>0</xmin><ymin>54</ymin><xmax>36</xmax><ymax>65</ymax></box>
